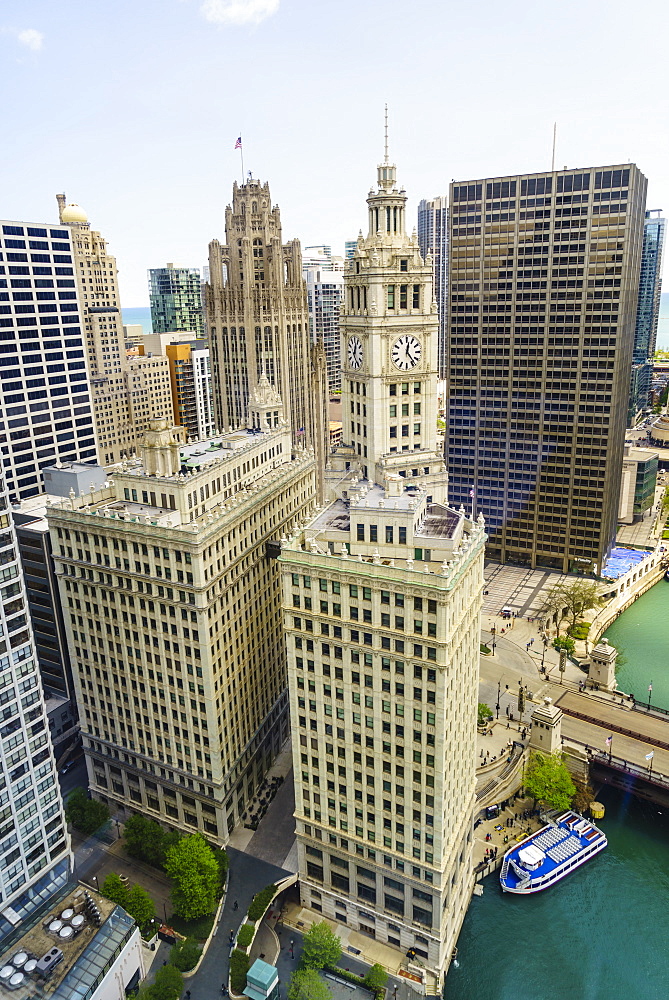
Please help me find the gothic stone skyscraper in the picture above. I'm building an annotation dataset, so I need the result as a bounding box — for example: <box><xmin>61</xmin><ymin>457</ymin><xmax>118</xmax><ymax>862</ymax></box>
<box><xmin>206</xmin><ymin>179</ymin><xmax>315</xmax><ymax>449</ymax></box>
<box><xmin>282</xmin><ymin>152</ymin><xmax>484</xmax><ymax>990</ymax></box>
<box><xmin>445</xmin><ymin>165</ymin><xmax>647</xmax><ymax>574</ymax></box>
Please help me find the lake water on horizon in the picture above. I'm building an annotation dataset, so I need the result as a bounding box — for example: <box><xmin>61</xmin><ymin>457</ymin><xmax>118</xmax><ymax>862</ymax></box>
<box><xmin>121</xmin><ymin>306</ymin><xmax>152</xmax><ymax>337</ymax></box>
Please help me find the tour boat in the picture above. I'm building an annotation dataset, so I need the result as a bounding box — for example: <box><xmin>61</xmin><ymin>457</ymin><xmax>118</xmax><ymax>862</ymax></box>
<box><xmin>499</xmin><ymin>810</ymin><xmax>607</xmax><ymax>894</ymax></box>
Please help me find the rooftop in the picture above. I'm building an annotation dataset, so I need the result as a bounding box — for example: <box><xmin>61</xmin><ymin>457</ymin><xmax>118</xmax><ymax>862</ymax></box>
<box><xmin>0</xmin><ymin>885</ymin><xmax>135</xmax><ymax>1000</ymax></box>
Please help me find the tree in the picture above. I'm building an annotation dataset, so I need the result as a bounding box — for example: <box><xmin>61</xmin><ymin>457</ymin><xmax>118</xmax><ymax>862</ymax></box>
<box><xmin>364</xmin><ymin>964</ymin><xmax>388</xmax><ymax>993</ymax></box>
<box><xmin>302</xmin><ymin>921</ymin><xmax>342</xmax><ymax>970</ymax></box>
<box><xmin>538</xmin><ymin>586</ymin><xmax>568</xmax><ymax>634</ymax></box>
<box><xmin>287</xmin><ymin>969</ymin><xmax>332</xmax><ymax>1000</ymax></box>
<box><xmin>169</xmin><ymin>937</ymin><xmax>202</xmax><ymax>972</ymax></box>
<box><xmin>65</xmin><ymin>788</ymin><xmax>110</xmax><ymax>835</ymax></box>
<box><xmin>100</xmin><ymin>873</ymin><xmax>129</xmax><ymax>908</ymax></box>
<box><xmin>477</xmin><ymin>702</ymin><xmax>492</xmax><ymax>726</ymax></box>
<box><xmin>164</xmin><ymin>834</ymin><xmax>219</xmax><ymax>921</ymax></box>
<box><xmin>123</xmin><ymin>814</ymin><xmax>168</xmax><ymax>867</ymax></box>
<box><xmin>125</xmin><ymin>884</ymin><xmax>156</xmax><ymax>928</ymax></box>
<box><xmin>151</xmin><ymin>965</ymin><xmax>183</xmax><ymax>1000</ymax></box>
<box><xmin>558</xmin><ymin>580</ymin><xmax>601</xmax><ymax>629</ymax></box>
<box><xmin>524</xmin><ymin>750</ymin><xmax>576</xmax><ymax>811</ymax></box>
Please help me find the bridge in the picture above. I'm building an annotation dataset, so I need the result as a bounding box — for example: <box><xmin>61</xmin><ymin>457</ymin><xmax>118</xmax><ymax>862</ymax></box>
<box><xmin>556</xmin><ymin>691</ymin><xmax>669</xmax><ymax>802</ymax></box>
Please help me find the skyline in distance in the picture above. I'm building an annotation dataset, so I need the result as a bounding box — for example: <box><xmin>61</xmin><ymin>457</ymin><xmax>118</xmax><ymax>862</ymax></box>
<box><xmin>3</xmin><ymin>0</ymin><xmax>666</xmax><ymax>305</ymax></box>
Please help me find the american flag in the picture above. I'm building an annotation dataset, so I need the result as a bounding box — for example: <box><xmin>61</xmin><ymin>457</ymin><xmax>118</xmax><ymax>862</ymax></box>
<box><xmin>470</xmin><ymin>488</ymin><xmax>475</xmax><ymax>498</ymax></box>
<box><xmin>605</xmin><ymin>735</ymin><xmax>612</xmax><ymax>747</ymax></box>
<box><xmin>235</xmin><ymin>136</ymin><xmax>242</xmax><ymax>149</ymax></box>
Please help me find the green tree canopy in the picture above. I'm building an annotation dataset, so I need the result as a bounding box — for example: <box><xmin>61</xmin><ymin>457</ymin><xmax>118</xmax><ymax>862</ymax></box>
<box><xmin>100</xmin><ymin>873</ymin><xmax>129</xmax><ymax>908</ymax></box>
<box><xmin>287</xmin><ymin>969</ymin><xmax>332</xmax><ymax>1000</ymax></box>
<box><xmin>477</xmin><ymin>703</ymin><xmax>492</xmax><ymax>726</ymax></box>
<box><xmin>302</xmin><ymin>921</ymin><xmax>342</xmax><ymax>970</ymax></box>
<box><xmin>65</xmin><ymin>788</ymin><xmax>110</xmax><ymax>835</ymax></box>
<box><xmin>525</xmin><ymin>750</ymin><xmax>576</xmax><ymax>810</ymax></box>
<box><xmin>125</xmin><ymin>884</ymin><xmax>156</xmax><ymax>928</ymax></box>
<box><xmin>164</xmin><ymin>834</ymin><xmax>219</xmax><ymax>921</ymax></box>
<box><xmin>558</xmin><ymin>580</ymin><xmax>601</xmax><ymax>628</ymax></box>
<box><xmin>151</xmin><ymin>965</ymin><xmax>183</xmax><ymax>1000</ymax></box>
<box><xmin>364</xmin><ymin>964</ymin><xmax>388</xmax><ymax>992</ymax></box>
<box><xmin>123</xmin><ymin>815</ymin><xmax>182</xmax><ymax>869</ymax></box>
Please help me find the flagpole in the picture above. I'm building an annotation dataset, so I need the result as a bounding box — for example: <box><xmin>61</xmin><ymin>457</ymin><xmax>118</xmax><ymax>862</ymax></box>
<box><xmin>240</xmin><ymin>137</ymin><xmax>244</xmax><ymax>183</ymax></box>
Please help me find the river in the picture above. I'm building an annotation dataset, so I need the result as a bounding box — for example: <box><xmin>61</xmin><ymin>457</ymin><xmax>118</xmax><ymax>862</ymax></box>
<box><xmin>446</xmin><ymin>580</ymin><xmax>669</xmax><ymax>999</ymax></box>
<box><xmin>601</xmin><ymin>579</ymin><xmax>669</xmax><ymax>708</ymax></box>
<box><xmin>446</xmin><ymin>788</ymin><xmax>669</xmax><ymax>999</ymax></box>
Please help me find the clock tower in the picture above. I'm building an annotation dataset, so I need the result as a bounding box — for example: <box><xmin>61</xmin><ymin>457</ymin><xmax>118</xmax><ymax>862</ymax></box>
<box><xmin>328</xmin><ymin>143</ymin><xmax>447</xmax><ymax>502</ymax></box>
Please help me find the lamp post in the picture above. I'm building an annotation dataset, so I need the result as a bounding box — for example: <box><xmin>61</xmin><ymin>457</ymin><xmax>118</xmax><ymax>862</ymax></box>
<box><xmin>648</xmin><ymin>681</ymin><xmax>653</xmax><ymax>712</ymax></box>
<box><xmin>541</xmin><ymin>635</ymin><xmax>549</xmax><ymax>673</ymax></box>
<box><xmin>490</xmin><ymin>624</ymin><xmax>496</xmax><ymax>657</ymax></box>
<box><xmin>289</xmin><ymin>939</ymin><xmax>294</xmax><ymax>959</ymax></box>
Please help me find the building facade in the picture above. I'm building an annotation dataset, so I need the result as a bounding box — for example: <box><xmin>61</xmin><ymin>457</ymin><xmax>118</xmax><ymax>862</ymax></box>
<box><xmin>205</xmin><ymin>178</ymin><xmax>316</xmax><ymax>448</ymax></box>
<box><xmin>0</xmin><ymin>471</ymin><xmax>71</xmax><ymax>942</ymax></box>
<box><xmin>417</xmin><ymin>196</ymin><xmax>448</xmax><ymax>378</ymax></box>
<box><xmin>282</xmin><ymin>154</ymin><xmax>484</xmax><ymax>990</ymax></box>
<box><xmin>618</xmin><ymin>444</ymin><xmax>658</xmax><ymax>523</ymax></box>
<box><xmin>304</xmin><ymin>260</ymin><xmax>344</xmax><ymax>395</ymax></box>
<box><xmin>0</xmin><ymin>218</ymin><xmax>98</xmax><ymax>501</ymax></box>
<box><xmin>445</xmin><ymin>165</ymin><xmax>647</xmax><ymax>573</ymax></box>
<box><xmin>143</xmin><ymin>333</ymin><xmax>214</xmax><ymax>441</ymax></box>
<box><xmin>56</xmin><ymin>196</ymin><xmax>174</xmax><ymax>467</ymax></box>
<box><xmin>149</xmin><ymin>264</ymin><xmax>205</xmax><ymax>337</ymax></box>
<box><xmin>629</xmin><ymin>209</ymin><xmax>665</xmax><ymax>423</ymax></box>
<box><xmin>47</xmin><ymin>414</ymin><xmax>316</xmax><ymax>845</ymax></box>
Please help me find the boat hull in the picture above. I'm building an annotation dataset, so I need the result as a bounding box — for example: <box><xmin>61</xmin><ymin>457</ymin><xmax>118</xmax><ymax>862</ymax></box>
<box><xmin>500</xmin><ymin>811</ymin><xmax>607</xmax><ymax>895</ymax></box>
<box><xmin>501</xmin><ymin>838</ymin><xmax>607</xmax><ymax>893</ymax></box>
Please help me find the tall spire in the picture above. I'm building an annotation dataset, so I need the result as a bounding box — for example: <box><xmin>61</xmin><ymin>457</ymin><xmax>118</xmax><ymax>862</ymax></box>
<box><xmin>377</xmin><ymin>105</ymin><xmax>396</xmax><ymax>192</ymax></box>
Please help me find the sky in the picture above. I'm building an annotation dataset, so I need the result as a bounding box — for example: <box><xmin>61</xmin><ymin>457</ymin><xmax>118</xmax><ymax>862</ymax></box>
<box><xmin>2</xmin><ymin>0</ymin><xmax>668</xmax><ymax>306</ymax></box>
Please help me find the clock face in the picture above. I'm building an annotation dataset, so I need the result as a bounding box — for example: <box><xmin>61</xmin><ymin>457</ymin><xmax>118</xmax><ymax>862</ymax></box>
<box><xmin>347</xmin><ymin>336</ymin><xmax>363</xmax><ymax>370</ymax></box>
<box><xmin>391</xmin><ymin>335</ymin><xmax>421</xmax><ymax>370</ymax></box>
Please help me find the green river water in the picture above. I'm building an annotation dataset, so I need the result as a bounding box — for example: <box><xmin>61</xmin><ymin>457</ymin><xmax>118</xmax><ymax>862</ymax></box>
<box><xmin>446</xmin><ymin>580</ymin><xmax>669</xmax><ymax>999</ymax></box>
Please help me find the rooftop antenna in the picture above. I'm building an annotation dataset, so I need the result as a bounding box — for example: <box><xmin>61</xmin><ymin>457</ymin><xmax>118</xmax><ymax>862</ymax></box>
<box><xmin>384</xmin><ymin>104</ymin><xmax>389</xmax><ymax>164</ymax></box>
<box><xmin>551</xmin><ymin>122</ymin><xmax>557</xmax><ymax>172</ymax></box>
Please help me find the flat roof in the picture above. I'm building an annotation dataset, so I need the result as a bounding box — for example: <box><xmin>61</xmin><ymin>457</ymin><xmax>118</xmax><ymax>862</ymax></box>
<box><xmin>0</xmin><ymin>885</ymin><xmax>135</xmax><ymax>1000</ymax></box>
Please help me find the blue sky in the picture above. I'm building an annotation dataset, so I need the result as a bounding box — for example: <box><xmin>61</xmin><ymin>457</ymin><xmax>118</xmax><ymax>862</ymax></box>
<box><xmin>2</xmin><ymin>0</ymin><xmax>668</xmax><ymax>305</ymax></box>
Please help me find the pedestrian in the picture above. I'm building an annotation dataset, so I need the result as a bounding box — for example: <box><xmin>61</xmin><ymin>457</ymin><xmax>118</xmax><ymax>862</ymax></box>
<box><xmin>185</xmin><ymin>992</ymin><xmax>191</xmax><ymax>999</ymax></box>
<box><xmin>233</xmin><ymin>900</ymin><xmax>238</xmax><ymax>910</ymax></box>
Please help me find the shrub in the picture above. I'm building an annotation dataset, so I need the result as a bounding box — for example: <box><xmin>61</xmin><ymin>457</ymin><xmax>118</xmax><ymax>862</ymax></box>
<box><xmin>567</xmin><ymin>621</ymin><xmax>591</xmax><ymax>640</ymax></box>
<box><xmin>247</xmin><ymin>884</ymin><xmax>277</xmax><ymax>921</ymax></box>
<box><xmin>236</xmin><ymin>923</ymin><xmax>255</xmax><ymax>949</ymax></box>
<box><xmin>169</xmin><ymin>937</ymin><xmax>202</xmax><ymax>972</ymax></box>
<box><xmin>229</xmin><ymin>949</ymin><xmax>250</xmax><ymax>993</ymax></box>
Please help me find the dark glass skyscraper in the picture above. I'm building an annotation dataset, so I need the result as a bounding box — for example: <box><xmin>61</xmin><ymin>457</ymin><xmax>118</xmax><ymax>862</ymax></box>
<box><xmin>629</xmin><ymin>210</ymin><xmax>665</xmax><ymax>423</ymax></box>
<box><xmin>417</xmin><ymin>197</ymin><xmax>448</xmax><ymax>378</ymax></box>
<box><xmin>445</xmin><ymin>165</ymin><xmax>647</xmax><ymax>574</ymax></box>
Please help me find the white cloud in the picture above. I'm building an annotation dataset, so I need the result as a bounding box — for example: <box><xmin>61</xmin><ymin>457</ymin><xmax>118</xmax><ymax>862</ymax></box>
<box><xmin>17</xmin><ymin>28</ymin><xmax>44</xmax><ymax>51</ymax></box>
<box><xmin>199</xmin><ymin>0</ymin><xmax>279</xmax><ymax>26</ymax></box>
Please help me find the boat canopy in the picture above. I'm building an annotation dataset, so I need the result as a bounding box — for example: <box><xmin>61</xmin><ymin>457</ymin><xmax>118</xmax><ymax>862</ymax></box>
<box><xmin>518</xmin><ymin>844</ymin><xmax>545</xmax><ymax>870</ymax></box>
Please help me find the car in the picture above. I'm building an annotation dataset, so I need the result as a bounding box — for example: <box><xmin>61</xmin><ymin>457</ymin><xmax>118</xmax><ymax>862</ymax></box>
<box><xmin>59</xmin><ymin>761</ymin><xmax>75</xmax><ymax>775</ymax></box>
